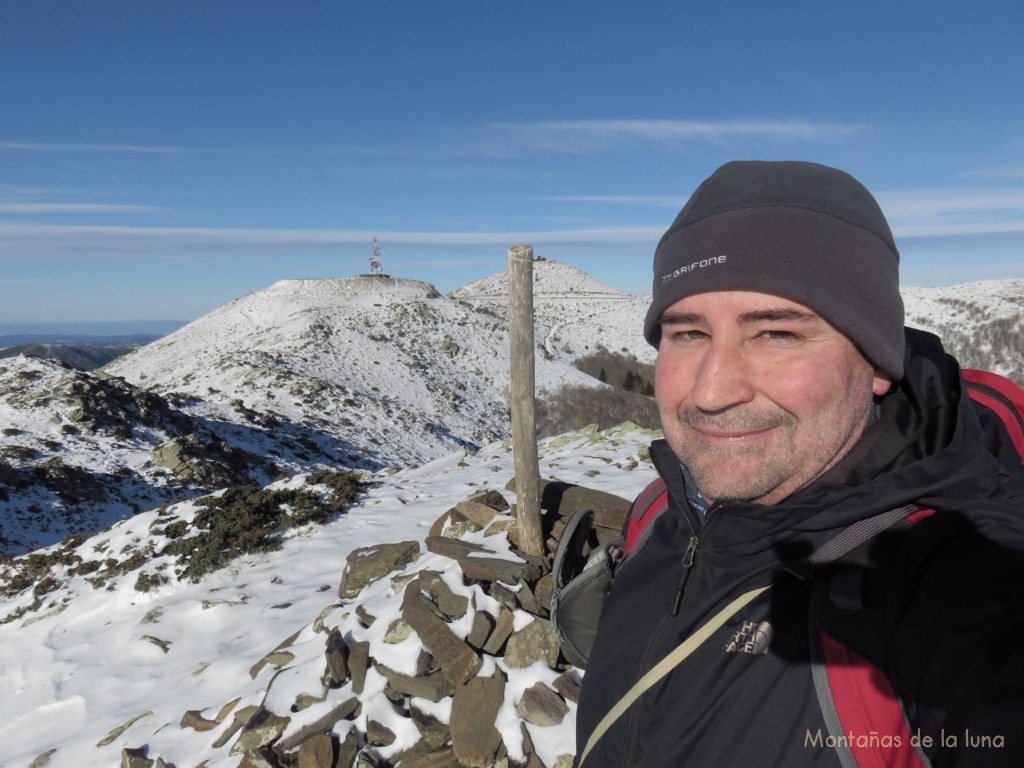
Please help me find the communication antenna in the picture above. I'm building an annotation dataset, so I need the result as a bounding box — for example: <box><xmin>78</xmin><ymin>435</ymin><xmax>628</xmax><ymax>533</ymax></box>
<box><xmin>369</xmin><ymin>237</ymin><xmax>383</xmax><ymax>275</ymax></box>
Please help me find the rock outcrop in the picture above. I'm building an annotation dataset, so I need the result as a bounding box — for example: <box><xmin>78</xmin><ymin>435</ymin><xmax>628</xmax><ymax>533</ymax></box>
<box><xmin>123</xmin><ymin>482</ymin><xmax>632</xmax><ymax>767</ymax></box>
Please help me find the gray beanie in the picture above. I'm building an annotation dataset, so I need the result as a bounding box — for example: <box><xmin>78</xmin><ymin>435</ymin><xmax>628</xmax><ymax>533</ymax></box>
<box><xmin>644</xmin><ymin>160</ymin><xmax>905</xmax><ymax>380</ymax></box>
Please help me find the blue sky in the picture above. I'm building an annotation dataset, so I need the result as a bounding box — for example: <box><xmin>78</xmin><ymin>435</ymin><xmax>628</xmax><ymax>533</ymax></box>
<box><xmin>1</xmin><ymin>0</ymin><xmax>1023</xmax><ymax>324</ymax></box>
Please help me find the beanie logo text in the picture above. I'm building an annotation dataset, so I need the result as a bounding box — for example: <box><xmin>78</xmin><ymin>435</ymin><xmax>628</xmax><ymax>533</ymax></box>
<box><xmin>660</xmin><ymin>255</ymin><xmax>727</xmax><ymax>284</ymax></box>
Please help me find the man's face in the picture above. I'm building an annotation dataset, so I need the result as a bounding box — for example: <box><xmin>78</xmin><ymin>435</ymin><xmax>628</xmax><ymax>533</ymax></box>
<box><xmin>655</xmin><ymin>290</ymin><xmax>892</xmax><ymax>506</ymax></box>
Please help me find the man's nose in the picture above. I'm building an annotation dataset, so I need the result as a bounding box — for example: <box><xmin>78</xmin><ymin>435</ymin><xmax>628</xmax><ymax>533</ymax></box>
<box><xmin>690</xmin><ymin>340</ymin><xmax>756</xmax><ymax>412</ymax></box>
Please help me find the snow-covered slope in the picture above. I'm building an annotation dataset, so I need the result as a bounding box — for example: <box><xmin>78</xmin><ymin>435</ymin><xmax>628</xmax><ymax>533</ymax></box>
<box><xmin>902</xmin><ymin>279</ymin><xmax>1024</xmax><ymax>380</ymax></box>
<box><xmin>0</xmin><ymin>423</ymin><xmax>661</xmax><ymax>768</ymax></box>
<box><xmin>104</xmin><ymin>274</ymin><xmax>630</xmax><ymax>470</ymax></box>
<box><xmin>2</xmin><ymin>264</ymin><xmax>1021</xmax><ymax>557</ymax></box>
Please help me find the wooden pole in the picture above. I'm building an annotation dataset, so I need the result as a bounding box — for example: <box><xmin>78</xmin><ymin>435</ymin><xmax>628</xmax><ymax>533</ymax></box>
<box><xmin>507</xmin><ymin>244</ymin><xmax>544</xmax><ymax>557</ymax></box>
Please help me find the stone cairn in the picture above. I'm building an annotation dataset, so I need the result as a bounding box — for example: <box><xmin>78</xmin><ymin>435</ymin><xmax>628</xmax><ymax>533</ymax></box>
<box><xmin>120</xmin><ymin>479</ymin><xmax>631</xmax><ymax>768</ymax></box>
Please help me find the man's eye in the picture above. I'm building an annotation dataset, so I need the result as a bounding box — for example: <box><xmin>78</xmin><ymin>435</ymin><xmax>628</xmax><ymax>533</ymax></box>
<box><xmin>669</xmin><ymin>330</ymin><xmax>707</xmax><ymax>342</ymax></box>
<box><xmin>760</xmin><ymin>330</ymin><xmax>801</xmax><ymax>342</ymax></box>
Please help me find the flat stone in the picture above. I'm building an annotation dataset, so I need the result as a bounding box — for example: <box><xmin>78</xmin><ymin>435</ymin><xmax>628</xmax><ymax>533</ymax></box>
<box><xmin>28</xmin><ymin>749</ymin><xmax>57</xmax><ymax>768</ymax></box>
<box><xmin>348</xmin><ymin>641</ymin><xmax>370</xmax><ymax>694</ymax></box>
<box><xmin>323</xmin><ymin>628</ymin><xmax>349</xmax><ymax>687</ymax></box>
<box><xmin>533</xmin><ymin>574</ymin><xmax>554</xmax><ymax>611</ymax></box>
<box><xmin>249</xmin><ymin>650</ymin><xmax>295</xmax><ymax>679</ymax></box>
<box><xmin>355</xmin><ymin>604</ymin><xmax>376</xmax><ymax>627</ymax></box>
<box><xmin>483</xmin><ymin>519</ymin><xmax>517</xmax><ymax>538</ymax></box>
<box><xmin>466</xmin><ymin>611</ymin><xmax>494</xmax><ymax>650</ymax></box>
<box><xmin>467</xmin><ymin>489</ymin><xmax>510</xmax><ymax>511</ymax></box>
<box><xmin>513</xmin><ymin>578</ymin><xmax>545</xmax><ymax>618</ymax></box>
<box><xmin>489</xmin><ymin>581</ymin><xmax>519</xmax><ymax>611</ymax></box>
<box><xmin>504</xmin><ymin>617</ymin><xmax>560</xmax><ymax>669</ymax></box>
<box><xmin>411</xmin><ymin>701</ymin><xmax>451</xmax><ymax>748</ymax></box>
<box><xmin>428</xmin><ymin>507</ymin><xmax>470</xmax><ymax>538</ymax></box>
<box><xmin>399</xmin><ymin>746</ymin><xmax>462</xmax><ymax>768</ymax></box>
<box><xmin>425</xmin><ymin>574</ymin><xmax>469</xmax><ymax>620</ymax></box>
<box><xmin>424</xmin><ymin>536</ymin><xmax>493</xmax><ymax>561</ymax></box>
<box><xmin>297</xmin><ymin>733</ymin><xmax>334</xmax><ymax>768</ymax></box>
<box><xmin>338</xmin><ymin>540</ymin><xmax>420</xmax><ymax>600</ymax></box>
<box><xmin>401</xmin><ymin>578</ymin><xmax>481</xmax><ymax>686</ymax></box>
<box><xmin>450</xmin><ymin>669</ymin><xmax>505</xmax><ymax>768</ymax></box>
<box><xmin>236</xmin><ymin>747</ymin><xmax>278</xmax><ymax>768</ymax></box>
<box><xmin>443</xmin><ymin>520</ymin><xmax>483</xmax><ymax>539</ymax></box>
<box><xmin>215</xmin><ymin>697</ymin><xmax>241</xmax><ymax>723</ymax></box>
<box><xmin>482</xmin><ymin>608</ymin><xmax>515</xmax><ymax>655</ymax></box>
<box><xmin>337</xmin><ymin>731</ymin><xmax>359</xmax><ymax>768</ymax></box>
<box><xmin>277</xmin><ymin>697</ymin><xmax>359</xmax><ymax>753</ymax></box>
<box><xmin>515</xmin><ymin>683</ymin><xmax>569</xmax><ymax>726</ymax></box>
<box><xmin>293</xmin><ymin>692</ymin><xmax>327</xmax><ymax>712</ymax></box>
<box><xmin>552</xmin><ymin>672</ymin><xmax>582</xmax><ymax>704</ymax></box>
<box><xmin>404</xmin><ymin>570</ymin><xmax>469</xmax><ymax>620</ymax></box>
<box><xmin>384</xmin><ymin>617</ymin><xmax>415</xmax><ymax>644</ymax></box>
<box><xmin>458</xmin><ymin>555</ymin><xmax>546</xmax><ymax>585</ymax></box>
<box><xmin>453</xmin><ymin>500</ymin><xmax>500</xmax><ymax>529</ymax></box>
<box><xmin>374</xmin><ymin>662</ymin><xmax>454</xmax><ymax>702</ymax></box>
<box><xmin>212</xmin><ymin>705</ymin><xmax>259</xmax><ymax>748</ymax></box>
<box><xmin>229</xmin><ymin>709</ymin><xmax>290</xmax><ymax>755</ymax></box>
<box><xmin>180</xmin><ymin>709</ymin><xmax>219</xmax><ymax>731</ymax></box>
<box><xmin>517</xmin><ymin>721</ymin><xmax>549</xmax><ymax>768</ymax></box>
<box><xmin>367</xmin><ymin>719</ymin><xmax>397</xmax><ymax>747</ymax></box>
<box><xmin>120</xmin><ymin>748</ymin><xmax>153</xmax><ymax>768</ymax></box>
<box><xmin>535</xmin><ymin>480</ymin><xmax>631</xmax><ymax>530</ymax></box>
<box><xmin>380</xmin><ymin>663</ymin><xmax>456</xmax><ymax>708</ymax></box>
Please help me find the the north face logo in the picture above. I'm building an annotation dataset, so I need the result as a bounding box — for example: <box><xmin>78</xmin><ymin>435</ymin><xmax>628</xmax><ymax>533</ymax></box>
<box><xmin>724</xmin><ymin>619</ymin><xmax>773</xmax><ymax>654</ymax></box>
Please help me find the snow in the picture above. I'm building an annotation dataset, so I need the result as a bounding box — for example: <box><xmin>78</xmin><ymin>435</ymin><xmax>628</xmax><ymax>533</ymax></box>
<box><xmin>0</xmin><ymin>423</ymin><xmax>660</xmax><ymax>768</ymax></box>
<box><xmin>1</xmin><ymin>258</ymin><xmax>1022</xmax><ymax>766</ymax></box>
<box><xmin>8</xmin><ymin>261</ymin><xmax>1019</xmax><ymax>555</ymax></box>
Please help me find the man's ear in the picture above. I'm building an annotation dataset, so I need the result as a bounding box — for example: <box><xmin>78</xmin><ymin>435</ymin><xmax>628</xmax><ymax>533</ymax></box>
<box><xmin>872</xmin><ymin>369</ymin><xmax>893</xmax><ymax>397</ymax></box>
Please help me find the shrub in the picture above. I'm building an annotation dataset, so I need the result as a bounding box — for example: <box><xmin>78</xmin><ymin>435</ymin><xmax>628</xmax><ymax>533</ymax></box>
<box><xmin>163</xmin><ymin>473</ymin><xmax>366</xmax><ymax>581</ymax></box>
<box><xmin>573</xmin><ymin>346</ymin><xmax>655</xmax><ymax>395</ymax></box>
<box><xmin>536</xmin><ymin>385</ymin><xmax>660</xmax><ymax>438</ymax></box>
<box><xmin>134</xmin><ymin>571</ymin><xmax>169</xmax><ymax>593</ymax></box>
<box><xmin>534</xmin><ymin>346</ymin><xmax>661</xmax><ymax>437</ymax></box>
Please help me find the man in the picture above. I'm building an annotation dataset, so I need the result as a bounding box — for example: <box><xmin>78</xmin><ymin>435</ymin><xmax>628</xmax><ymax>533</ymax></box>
<box><xmin>573</xmin><ymin>161</ymin><xmax>1024</xmax><ymax>767</ymax></box>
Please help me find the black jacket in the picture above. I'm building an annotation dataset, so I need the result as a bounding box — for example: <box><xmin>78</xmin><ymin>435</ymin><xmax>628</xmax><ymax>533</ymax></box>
<box><xmin>575</xmin><ymin>329</ymin><xmax>1024</xmax><ymax>767</ymax></box>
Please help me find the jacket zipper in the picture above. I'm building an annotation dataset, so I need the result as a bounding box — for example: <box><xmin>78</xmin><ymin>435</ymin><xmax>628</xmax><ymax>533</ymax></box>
<box><xmin>619</xmin><ymin>473</ymin><xmax>704</xmax><ymax>767</ymax></box>
<box><xmin>672</xmin><ymin>535</ymin><xmax>699</xmax><ymax>616</ymax></box>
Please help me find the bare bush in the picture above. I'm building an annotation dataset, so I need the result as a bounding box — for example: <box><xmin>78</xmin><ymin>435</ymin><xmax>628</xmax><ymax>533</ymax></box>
<box><xmin>536</xmin><ymin>385</ymin><xmax>660</xmax><ymax>438</ymax></box>
<box><xmin>574</xmin><ymin>346</ymin><xmax>655</xmax><ymax>395</ymax></box>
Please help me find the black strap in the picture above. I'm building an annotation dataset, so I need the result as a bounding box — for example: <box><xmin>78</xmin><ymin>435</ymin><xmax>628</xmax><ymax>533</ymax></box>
<box><xmin>789</xmin><ymin>503</ymin><xmax>925</xmax><ymax>579</ymax></box>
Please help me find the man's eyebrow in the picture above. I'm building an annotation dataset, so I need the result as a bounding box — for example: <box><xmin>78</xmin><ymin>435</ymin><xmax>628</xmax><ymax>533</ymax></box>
<box><xmin>660</xmin><ymin>311</ymin><xmax>705</xmax><ymax>326</ymax></box>
<box><xmin>739</xmin><ymin>308</ymin><xmax>819</xmax><ymax>323</ymax></box>
<box><xmin>659</xmin><ymin>308</ymin><xmax>819</xmax><ymax>326</ymax></box>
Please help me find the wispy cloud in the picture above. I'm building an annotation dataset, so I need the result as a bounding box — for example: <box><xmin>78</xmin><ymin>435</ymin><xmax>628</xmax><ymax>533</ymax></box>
<box><xmin>0</xmin><ymin>277</ymin><xmax>59</xmax><ymax>285</ymax></box>
<box><xmin>0</xmin><ymin>223</ymin><xmax>662</xmax><ymax>262</ymax></box>
<box><xmin>0</xmin><ymin>203</ymin><xmax>163</xmax><ymax>214</ymax></box>
<box><xmin>962</xmin><ymin>168</ymin><xmax>1024</xmax><ymax>180</ymax></box>
<box><xmin>0</xmin><ymin>140</ymin><xmax>205</xmax><ymax>154</ymax></box>
<box><xmin>541</xmin><ymin>194</ymin><xmax>685</xmax><ymax>208</ymax></box>
<box><xmin>879</xmin><ymin>187</ymin><xmax>1024</xmax><ymax>238</ymax></box>
<box><xmin>449</xmin><ymin>119</ymin><xmax>862</xmax><ymax>157</ymax></box>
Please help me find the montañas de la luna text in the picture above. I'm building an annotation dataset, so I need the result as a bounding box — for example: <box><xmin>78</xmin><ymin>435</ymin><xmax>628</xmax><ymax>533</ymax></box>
<box><xmin>804</xmin><ymin>728</ymin><xmax>1005</xmax><ymax>751</ymax></box>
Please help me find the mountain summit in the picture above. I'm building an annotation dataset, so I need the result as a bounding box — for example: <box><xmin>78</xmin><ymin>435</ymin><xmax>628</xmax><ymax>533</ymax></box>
<box><xmin>103</xmin><ymin>267</ymin><xmax>643</xmax><ymax>471</ymax></box>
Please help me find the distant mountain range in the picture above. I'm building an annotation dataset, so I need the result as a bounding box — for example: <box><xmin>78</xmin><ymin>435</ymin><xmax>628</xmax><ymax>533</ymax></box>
<box><xmin>0</xmin><ymin>341</ymin><xmax>158</xmax><ymax>370</ymax></box>
<box><xmin>1</xmin><ymin>259</ymin><xmax>1021</xmax><ymax>553</ymax></box>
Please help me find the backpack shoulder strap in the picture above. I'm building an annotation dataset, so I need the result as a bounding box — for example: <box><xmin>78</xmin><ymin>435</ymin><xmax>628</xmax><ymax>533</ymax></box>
<box><xmin>622</xmin><ymin>477</ymin><xmax>669</xmax><ymax>557</ymax></box>
<box><xmin>963</xmin><ymin>368</ymin><xmax>1024</xmax><ymax>467</ymax></box>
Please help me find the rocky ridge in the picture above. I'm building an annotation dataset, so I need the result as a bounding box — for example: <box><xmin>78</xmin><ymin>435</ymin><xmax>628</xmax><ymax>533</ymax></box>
<box><xmin>0</xmin><ymin>356</ymin><xmax>322</xmax><ymax>554</ymax></box>
<box><xmin>111</xmin><ymin>474</ymin><xmax>632</xmax><ymax>768</ymax></box>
